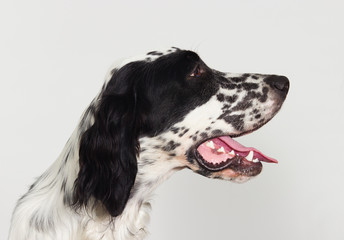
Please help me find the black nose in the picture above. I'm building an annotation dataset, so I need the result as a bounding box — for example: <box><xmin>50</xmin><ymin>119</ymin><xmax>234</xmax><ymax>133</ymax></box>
<box><xmin>264</xmin><ymin>75</ymin><xmax>289</xmax><ymax>94</ymax></box>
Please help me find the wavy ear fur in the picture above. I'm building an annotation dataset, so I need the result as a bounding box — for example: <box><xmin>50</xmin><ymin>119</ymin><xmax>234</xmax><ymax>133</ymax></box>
<box><xmin>73</xmin><ymin>64</ymin><xmax>145</xmax><ymax>217</ymax></box>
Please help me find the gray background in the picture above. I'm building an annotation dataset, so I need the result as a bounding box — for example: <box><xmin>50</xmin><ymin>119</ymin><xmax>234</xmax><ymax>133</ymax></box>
<box><xmin>1</xmin><ymin>0</ymin><xmax>344</xmax><ymax>239</ymax></box>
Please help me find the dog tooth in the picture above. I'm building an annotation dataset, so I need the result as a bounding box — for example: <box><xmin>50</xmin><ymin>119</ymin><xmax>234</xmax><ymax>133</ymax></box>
<box><xmin>206</xmin><ymin>140</ymin><xmax>215</xmax><ymax>149</ymax></box>
<box><xmin>217</xmin><ymin>146</ymin><xmax>225</xmax><ymax>153</ymax></box>
<box><xmin>253</xmin><ymin>158</ymin><xmax>259</xmax><ymax>163</ymax></box>
<box><xmin>230</xmin><ymin>150</ymin><xmax>235</xmax><ymax>155</ymax></box>
<box><xmin>246</xmin><ymin>151</ymin><xmax>254</xmax><ymax>161</ymax></box>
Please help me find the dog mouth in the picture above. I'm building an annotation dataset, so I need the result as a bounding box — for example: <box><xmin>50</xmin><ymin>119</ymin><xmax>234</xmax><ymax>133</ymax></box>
<box><xmin>193</xmin><ymin>136</ymin><xmax>277</xmax><ymax>176</ymax></box>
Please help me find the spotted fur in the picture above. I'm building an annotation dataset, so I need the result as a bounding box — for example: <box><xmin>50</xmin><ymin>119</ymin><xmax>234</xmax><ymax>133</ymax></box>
<box><xmin>9</xmin><ymin>47</ymin><xmax>289</xmax><ymax>240</ymax></box>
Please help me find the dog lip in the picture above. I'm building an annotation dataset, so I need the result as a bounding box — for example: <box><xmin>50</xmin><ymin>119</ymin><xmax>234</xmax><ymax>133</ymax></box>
<box><xmin>193</xmin><ymin>148</ymin><xmax>236</xmax><ymax>171</ymax></box>
<box><xmin>192</xmin><ymin>147</ymin><xmax>263</xmax><ymax>175</ymax></box>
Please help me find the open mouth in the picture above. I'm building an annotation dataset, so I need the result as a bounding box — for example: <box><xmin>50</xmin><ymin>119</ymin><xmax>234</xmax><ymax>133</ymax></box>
<box><xmin>194</xmin><ymin>136</ymin><xmax>277</xmax><ymax>176</ymax></box>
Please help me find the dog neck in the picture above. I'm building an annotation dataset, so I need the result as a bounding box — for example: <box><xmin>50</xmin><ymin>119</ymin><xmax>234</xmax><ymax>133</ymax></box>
<box><xmin>110</xmin><ymin>136</ymin><xmax>184</xmax><ymax>239</ymax></box>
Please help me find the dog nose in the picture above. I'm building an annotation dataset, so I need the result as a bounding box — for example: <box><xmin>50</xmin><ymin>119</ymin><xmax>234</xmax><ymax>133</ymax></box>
<box><xmin>264</xmin><ymin>75</ymin><xmax>289</xmax><ymax>94</ymax></box>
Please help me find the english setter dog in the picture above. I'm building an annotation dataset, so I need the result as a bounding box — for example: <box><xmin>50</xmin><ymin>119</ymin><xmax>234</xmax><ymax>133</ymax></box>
<box><xmin>9</xmin><ymin>47</ymin><xmax>289</xmax><ymax>240</ymax></box>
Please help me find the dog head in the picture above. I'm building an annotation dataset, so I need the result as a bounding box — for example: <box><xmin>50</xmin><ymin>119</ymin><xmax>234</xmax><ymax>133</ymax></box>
<box><xmin>73</xmin><ymin>47</ymin><xmax>289</xmax><ymax>217</ymax></box>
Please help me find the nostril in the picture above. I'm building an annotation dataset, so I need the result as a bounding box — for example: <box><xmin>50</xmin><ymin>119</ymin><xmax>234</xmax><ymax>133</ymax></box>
<box><xmin>264</xmin><ymin>75</ymin><xmax>289</xmax><ymax>93</ymax></box>
<box><xmin>274</xmin><ymin>76</ymin><xmax>289</xmax><ymax>92</ymax></box>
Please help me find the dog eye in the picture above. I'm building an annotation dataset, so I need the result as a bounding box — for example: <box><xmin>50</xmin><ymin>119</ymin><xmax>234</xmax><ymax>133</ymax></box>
<box><xmin>190</xmin><ymin>65</ymin><xmax>203</xmax><ymax>77</ymax></box>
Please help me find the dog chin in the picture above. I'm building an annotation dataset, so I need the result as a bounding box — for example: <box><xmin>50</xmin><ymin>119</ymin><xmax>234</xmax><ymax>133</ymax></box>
<box><xmin>185</xmin><ymin>161</ymin><xmax>258</xmax><ymax>183</ymax></box>
<box><xmin>208</xmin><ymin>168</ymin><xmax>258</xmax><ymax>183</ymax></box>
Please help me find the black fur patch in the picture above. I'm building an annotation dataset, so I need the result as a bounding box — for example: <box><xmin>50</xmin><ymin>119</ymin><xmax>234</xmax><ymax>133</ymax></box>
<box><xmin>211</xmin><ymin>129</ymin><xmax>223</xmax><ymax>136</ymax></box>
<box><xmin>222</xmin><ymin>114</ymin><xmax>245</xmax><ymax>131</ymax></box>
<box><xmin>178</xmin><ymin>128</ymin><xmax>189</xmax><ymax>137</ymax></box>
<box><xmin>231</xmin><ymin>99</ymin><xmax>253</xmax><ymax>111</ymax></box>
<box><xmin>225</xmin><ymin>95</ymin><xmax>238</xmax><ymax>103</ymax></box>
<box><xmin>162</xmin><ymin>141</ymin><xmax>181</xmax><ymax>151</ymax></box>
<box><xmin>170</xmin><ymin>127</ymin><xmax>180</xmax><ymax>134</ymax></box>
<box><xmin>242</xmin><ymin>83</ymin><xmax>259</xmax><ymax>91</ymax></box>
<box><xmin>200</xmin><ymin>132</ymin><xmax>208</xmax><ymax>139</ymax></box>
<box><xmin>147</xmin><ymin>51</ymin><xmax>164</xmax><ymax>56</ymax></box>
<box><xmin>217</xmin><ymin>93</ymin><xmax>225</xmax><ymax>102</ymax></box>
<box><xmin>231</xmin><ymin>76</ymin><xmax>247</xmax><ymax>83</ymax></box>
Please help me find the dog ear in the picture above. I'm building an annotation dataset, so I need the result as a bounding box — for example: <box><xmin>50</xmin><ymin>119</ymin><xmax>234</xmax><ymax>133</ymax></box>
<box><xmin>73</xmin><ymin>65</ymin><xmax>144</xmax><ymax>217</ymax></box>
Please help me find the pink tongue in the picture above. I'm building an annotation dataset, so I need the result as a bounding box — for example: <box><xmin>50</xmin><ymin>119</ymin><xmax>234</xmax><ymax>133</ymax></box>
<box><xmin>218</xmin><ymin>136</ymin><xmax>278</xmax><ymax>163</ymax></box>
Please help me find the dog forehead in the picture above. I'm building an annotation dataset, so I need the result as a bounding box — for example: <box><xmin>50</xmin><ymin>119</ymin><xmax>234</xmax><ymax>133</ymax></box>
<box><xmin>104</xmin><ymin>47</ymin><xmax>180</xmax><ymax>83</ymax></box>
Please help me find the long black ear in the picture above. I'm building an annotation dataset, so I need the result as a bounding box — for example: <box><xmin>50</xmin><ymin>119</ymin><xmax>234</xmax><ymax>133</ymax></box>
<box><xmin>73</xmin><ymin>66</ymin><xmax>144</xmax><ymax>217</ymax></box>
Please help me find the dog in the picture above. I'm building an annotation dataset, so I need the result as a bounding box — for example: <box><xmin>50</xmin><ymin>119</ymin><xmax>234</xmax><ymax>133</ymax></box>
<box><xmin>8</xmin><ymin>47</ymin><xmax>289</xmax><ymax>240</ymax></box>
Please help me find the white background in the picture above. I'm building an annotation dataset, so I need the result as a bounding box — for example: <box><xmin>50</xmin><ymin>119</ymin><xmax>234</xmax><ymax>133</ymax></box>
<box><xmin>1</xmin><ymin>0</ymin><xmax>344</xmax><ymax>239</ymax></box>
